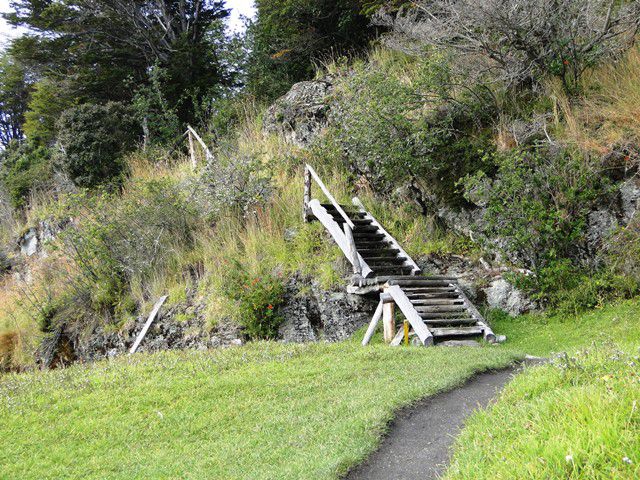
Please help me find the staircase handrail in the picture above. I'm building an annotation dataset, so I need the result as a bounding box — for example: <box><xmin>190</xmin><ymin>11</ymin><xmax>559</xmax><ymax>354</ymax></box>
<box><xmin>304</xmin><ymin>164</ymin><xmax>354</xmax><ymax>229</ymax></box>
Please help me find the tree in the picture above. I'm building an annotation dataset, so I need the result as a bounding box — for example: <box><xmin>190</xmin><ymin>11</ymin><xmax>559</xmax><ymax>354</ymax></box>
<box><xmin>247</xmin><ymin>0</ymin><xmax>376</xmax><ymax>101</ymax></box>
<box><xmin>56</xmin><ymin>102</ymin><xmax>140</xmax><ymax>187</ymax></box>
<box><xmin>374</xmin><ymin>0</ymin><xmax>640</xmax><ymax>91</ymax></box>
<box><xmin>5</xmin><ymin>0</ymin><xmax>233</xmax><ymax>127</ymax></box>
<box><xmin>0</xmin><ymin>52</ymin><xmax>31</xmax><ymax>148</ymax></box>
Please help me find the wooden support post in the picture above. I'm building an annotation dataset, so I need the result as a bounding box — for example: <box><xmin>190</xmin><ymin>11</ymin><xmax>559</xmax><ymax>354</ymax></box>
<box><xmin>362</xmin><ymin>300</ymin><xmax>383</xmax><ymax>346</ymax></box>
<box><xmin>382</xmin><ymin>296</ymin><xmax>396</xmax><ymax>344</ymax></box>
<box><xmin>187</xmin><ymin>131</ymin><xmax>196</xmax><ymax>169</ymax></box>
<box><xmin>130</xmin><ymin>295</ymin><xmax>168</xmax><ymax>354</ymax></box>
<box><xmin>404</xmin><ymin>320</ymin><xmax>410</xmax><ymax>346</ymax></box>
<box><xmin>303</xmin><ymin>165</ymin><xmax>312</xmax><ymax>222</ymax></box>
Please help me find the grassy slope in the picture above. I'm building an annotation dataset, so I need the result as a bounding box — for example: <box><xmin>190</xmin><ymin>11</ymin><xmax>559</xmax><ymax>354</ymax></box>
<box><xmin>493</xmin><ymin>299</ymin><xmax>640</xmax><ymax>357</ymax></box>
<box><xmin>0</xmin><ymin>341</ymin><xmax>519</xmax><ymax>480</ymax></box>
<box><xmin>445</xmin><ymin>301</ymin><xmax>640</xmax><ymax>479</ymax></box>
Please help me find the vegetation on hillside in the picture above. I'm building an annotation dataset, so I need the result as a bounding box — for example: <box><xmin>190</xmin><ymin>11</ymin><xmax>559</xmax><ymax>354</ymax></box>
<box><xmin>0</xmin><ymin>0</ymin><xmax>639</xmax><ymax>370</ymax></box>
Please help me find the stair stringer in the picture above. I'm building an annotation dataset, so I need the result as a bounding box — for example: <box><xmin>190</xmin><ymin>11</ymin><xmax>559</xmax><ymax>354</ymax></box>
<box><xmin>385</xmin><ymin>285</ymin><xmax>434</xmax><ymax>346</ymax></box>
<box><xmin>308</xmin><ymin>199</ymin><xmax>374</xmax><ymax>278</ymax></box>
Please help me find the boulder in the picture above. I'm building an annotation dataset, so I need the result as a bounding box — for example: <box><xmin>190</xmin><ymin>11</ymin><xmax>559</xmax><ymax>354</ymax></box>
<box><xmin>586</xmin><ymin>209</ymin><xmax>619</xmax><ymax>252</ymax></box>
<box><xmin>19</xmin><ymin>228</ymin><xmax>38</xmax><ymax>256</ymax></box>
<box><xmin>485</xmin><ymin>278</ymin><xmax>535</xmax><ymax>317</ymax></box>
<box><xmin>619</xmin><ymin>177</ymin><xmax>640</xmax><ymax>223</ymax></box>
<box><xmin>263</xmin><ymin>80</ymin><xmax>333</xmax><ymax>146</ymax></box>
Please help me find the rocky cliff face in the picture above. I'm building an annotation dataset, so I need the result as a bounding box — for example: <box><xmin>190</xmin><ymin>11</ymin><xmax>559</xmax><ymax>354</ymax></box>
<box><xmin>263</xmin><ymin>79</ymin><xmax>334</xmax><ymax>147</ymax></box>
<box><xmin>278</xmin><ymin>274</ymin><xmax>377</xmax><ymax>343</ymax></box>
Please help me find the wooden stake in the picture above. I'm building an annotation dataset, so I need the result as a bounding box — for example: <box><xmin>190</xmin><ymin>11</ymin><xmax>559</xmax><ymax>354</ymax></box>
<box><xmin>130</xmin><ymin>296</ymin><xmax>168</xmax><ymax>354</ymax></box>
<box><xmin>303</xmin><ymin>165</ymin><xmax>312</xmax><ymax>222</ymax></box>
<box><xmin>382</xmin><ymin>298</ymin><xmax>396</xmax><ymax>343</ymax></box>
<box><xmin>404</xmin><ymin>320</ymin><xmax>409</xmax><ymax>346</ymax></box>
<box><xmin>187</xmin><ymin>130</ymin><xmax>196</xmax><ymax>169</ymax></box>
<box><xmin>362</xmin><ymin>300</ymin><xmax>383</xmax><ymax>346</ymax></box>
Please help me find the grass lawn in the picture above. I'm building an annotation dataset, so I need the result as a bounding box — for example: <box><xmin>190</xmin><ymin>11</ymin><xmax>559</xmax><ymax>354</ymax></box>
<box><xmin>492</xmin><ymin>299</ymin><xmax>640</xmax><ymax>356</ymax></box>
<box><xmin>445</xmin><ymin>300</ymin><xmax>640</xmax><ymax>479</ymax></box>
<box><xmin>0</xmin><ymin>340</ymin><xmax>519</xmax><ymax>480</ymax></box>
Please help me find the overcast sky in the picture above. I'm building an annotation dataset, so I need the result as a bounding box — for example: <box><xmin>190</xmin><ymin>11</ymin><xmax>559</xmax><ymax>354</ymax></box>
<box><xmin>0</xmin><ymin>0</ymin><xmax>256</xmax><ymax>48</ymax></box>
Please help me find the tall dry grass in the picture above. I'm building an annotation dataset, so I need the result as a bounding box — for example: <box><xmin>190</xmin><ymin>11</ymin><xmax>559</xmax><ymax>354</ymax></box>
<box><xmin>551</xmin><ymin>45</ymin><xmax>640</xmax><ymax>155</ymax></box>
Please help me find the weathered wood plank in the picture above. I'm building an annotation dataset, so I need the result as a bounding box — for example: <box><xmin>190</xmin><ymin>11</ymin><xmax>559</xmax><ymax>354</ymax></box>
<box><xmin>352</xmin><ymin>197</ymin><xmax>421</xmax><ymax>275</ymax></box>
<box><xmin>129</xmin><ymin>295</ymin><xmax>168</xmax><ymax>354</ymax></box>
<box><xmin>308</xmin><ymin>200</ymin><xmax>373</xmax><ymax>278</ymax></box>
<box><xmin>306</xmin><ymin>164</ymin><xmax>354</xmax><ymax>228</ymax></box>
<box><xmin>431</xmin><ymin>326</ymin><xmax>484</xmax><ymax>337</ymax></box>
<box><xmin>382</xmin><ymin>298</ymin><xmax>396</xmax><ymax>343</ymax></box>
<box><xmin>386</xmin><ymin>285</ymin><xmax>433</xmax><ymax>346</ymax></box>
<box><xmin>186</xmin><ymin>125</ymin><xmax>214</xmax><ymax>162</ymax></box>
<box><xmin>362</xmin><ymin>300</ymin><xmax>383</xmax><ymax>346</ymax></box>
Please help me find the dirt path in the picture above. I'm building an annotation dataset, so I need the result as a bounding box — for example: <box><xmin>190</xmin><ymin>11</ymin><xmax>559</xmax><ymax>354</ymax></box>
<box><xmin>344</xmin><ymin>367</ymin><xmax>518</xmax><ymax>480</ymax></box>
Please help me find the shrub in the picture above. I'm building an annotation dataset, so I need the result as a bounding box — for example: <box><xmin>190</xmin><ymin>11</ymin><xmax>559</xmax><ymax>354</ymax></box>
<box><xmin>221</xmin><ymin>260</ymin><xmax>285</xmax><ymax>340</ymax></box>
<box><xmin>328</xmin><ymin>49</ymin><xmax>496</xmax><ymax>210</ymax></box>
<box><xmin>56</xmin><ymin>102</ymin><xmax>140</xmax><ymax>188</ymax></box>
<box><xmin>200</xmin><ymin>153</ymin><xmax>272</xmax><ymax>219</ymax></box>
<box><xmin>462</xmin><ymin>146</ymin><xmax>610</xmax><ymax>270</ymax></box>
<box><xmin>376</xmin><ymin>0</ymin><xmax>640</xmax><ymax>92</ymax></box>
<box><xmin>53</xmin><ymin>179</ymin><xmax>197</xmax><ymax>323</ymax></box>
<box><xmin>0</xmin><ymin>142</ymin><xmax>53</xmax><ymax>208</ymax></box>
<box><xmin>510</xmin><ymin>260</ymin><xmax>638</xmax><ymax>315</ymax></box>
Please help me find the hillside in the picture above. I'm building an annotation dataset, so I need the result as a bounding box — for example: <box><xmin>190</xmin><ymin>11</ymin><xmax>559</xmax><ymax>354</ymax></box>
<box><xmin>1</xmin><ymin>0</ymin><xmax>640</xmax><ymax>478</ymax></box>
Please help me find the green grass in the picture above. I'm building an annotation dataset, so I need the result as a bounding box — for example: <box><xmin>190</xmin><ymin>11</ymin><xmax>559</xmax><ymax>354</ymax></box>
<box><xmin>492</xmin><ymin>299</ymin><xmax>640</xmax><ymax>356</ymax></box>
<box><xmin>0</xmin><ymin>340</ymin><xmax>519</xmax><ymax>479</ymax></box>
<box><xmin>445</xmin><ymin>344</ymin><xmax>640</xmax><ymax>479</ymax></box>
<box><xmin>445</xmin><ymin>301</ymin><xmax>640</xmax><ymax>479</ymax></box>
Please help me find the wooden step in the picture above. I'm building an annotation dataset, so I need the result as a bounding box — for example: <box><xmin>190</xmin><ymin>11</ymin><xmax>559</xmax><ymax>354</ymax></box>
<box><xmin>424</xmin><ymin>318</ymin><xmax>478</xmax><ymax>326</ymax></box>
<box><xmin>354</xmin><ymin>241</ymin><xmax>392</xmax><ymax>249</ymax></box>
<box><xmin>353</xmin><ymin>225</ymin><xmax>379</xmax><ymax>233</ymax></box>
<box><xmin>353</xmin><ymin>233</ymin><xmax>385</xmax><ymax>240</ymax></box>
<box><xmin>414</xmin><ymin>305</ymin><xmax>467</xmax><ymax>313</ymax></box>
<box><xmin>431</xmin><ymin>326</ymin><xmax>484</xmax><ymax>338</ymax></box>
<box><xmin>371</xmin><ymin>266</ymin><xmax>414</xmax><ymax>275</ymax></box>
<box><xmin>358</xmin><ymin>248</ymin><xmax>399</xmax><ymax>256</ymax></box>
<box><xmin>420</xmin><ymin>312</ymin><xmax>475</xmax><ymax>320</ymax></box>
<box><xmin>410</xmin><ymin>299</ymin><xmax>464</xmax><ymax>306</ymax></box>
<box><xmin>364</xmin><ymin>256</ymin><xmax>408</xmax><ymax>264</ymax></box>
<box><xmin>405</xmin><ymin>292</ymin><xmax>459</xmax><ymax>299</ymax></box>
<box><xmin>352</xmin><ymin>219</ymin><xmax>374</xmax><ymax>225</ymax></box>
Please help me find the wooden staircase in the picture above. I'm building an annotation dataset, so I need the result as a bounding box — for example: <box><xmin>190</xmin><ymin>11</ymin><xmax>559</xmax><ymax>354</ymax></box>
<box><xmin>303</xmin><ymin>165</ymin><xmax>499</xmax><ymax>347</ymax></box>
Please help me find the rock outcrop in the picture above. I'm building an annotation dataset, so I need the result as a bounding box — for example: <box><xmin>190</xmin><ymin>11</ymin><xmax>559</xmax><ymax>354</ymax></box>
<box><xmin>278</xmin><ymin>274</ymin><xmax>377</xmax><ymax>343</ymax></box>
<box><xmin>263</xmin><ymin>79</ymin><xmax>333</xmax><ymax>147</ymax></box>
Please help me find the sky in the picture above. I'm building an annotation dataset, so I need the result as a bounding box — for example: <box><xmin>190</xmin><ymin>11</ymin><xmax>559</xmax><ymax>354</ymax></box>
<box><xmin>0</xmin><ymin>0</ymin><xmax>256</xmax><ymax>48</ymax></box>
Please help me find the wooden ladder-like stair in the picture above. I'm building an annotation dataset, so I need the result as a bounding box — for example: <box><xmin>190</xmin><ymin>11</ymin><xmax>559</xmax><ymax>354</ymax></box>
<box><xmin>303</xmin><ymin>165</ymin><xmax>499</xmax><ymax>347</ymax></box>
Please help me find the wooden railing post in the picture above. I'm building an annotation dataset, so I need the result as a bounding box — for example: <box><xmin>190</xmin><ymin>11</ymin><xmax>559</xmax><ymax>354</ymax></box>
<box><xmin>382</xmin><ymin>289</ymin><xmax>396</xmax><ymax>344</ymax></box>
<box><xmin>187</xmin><ymin>130</ymin><xmax>196</xmax><ymax>169</ymax></box>
<box><xmin>303</xmin><ymin>165</ymin><xmax>311</xmax><ymax>222</ymax></box>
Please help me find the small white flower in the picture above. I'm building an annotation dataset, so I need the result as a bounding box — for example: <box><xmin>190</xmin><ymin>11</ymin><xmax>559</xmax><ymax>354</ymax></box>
<box><xmin>565</xmin><ymin>455</ymin><xmax>573</xmax><ymax>463</ymax></box>
<box><xmin>623</xmin><ymin>457</ymin><xmax>632</xmax><ymax>465</ymax></box>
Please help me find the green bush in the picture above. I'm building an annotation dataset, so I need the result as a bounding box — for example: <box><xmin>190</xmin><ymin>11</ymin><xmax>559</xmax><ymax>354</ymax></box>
<box><xmin>221</xmin><ymin>260</ymin><xmax>285</xmax><ymax>340</ymax></box>
<box><xmin>509</xmin><ymin>260</ymin><xmax>638</xmax><ymax>316</ymax></box>
<box><xmin>462</xmin><ymin>146</ymin><xmax>610</xmax><ymax>270</ymax></box>
<box><xmin>328</xmin><ymin>50</ymin><xmax>495</xmax><ymax>209</ymax></box>
<box><xmin>56</xmin><ymin>102</ymin><xmax>140</xmax><ymax>187</ymax></box>
<box><xmin>53</xmin><ymin>179</ymin><xmax>197</xmax><ymax>323</ymax></box>
<box><xmin>0</xmin><ymin>142</ymin><xmax>53</xmax><ymax>208</ymax></box>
